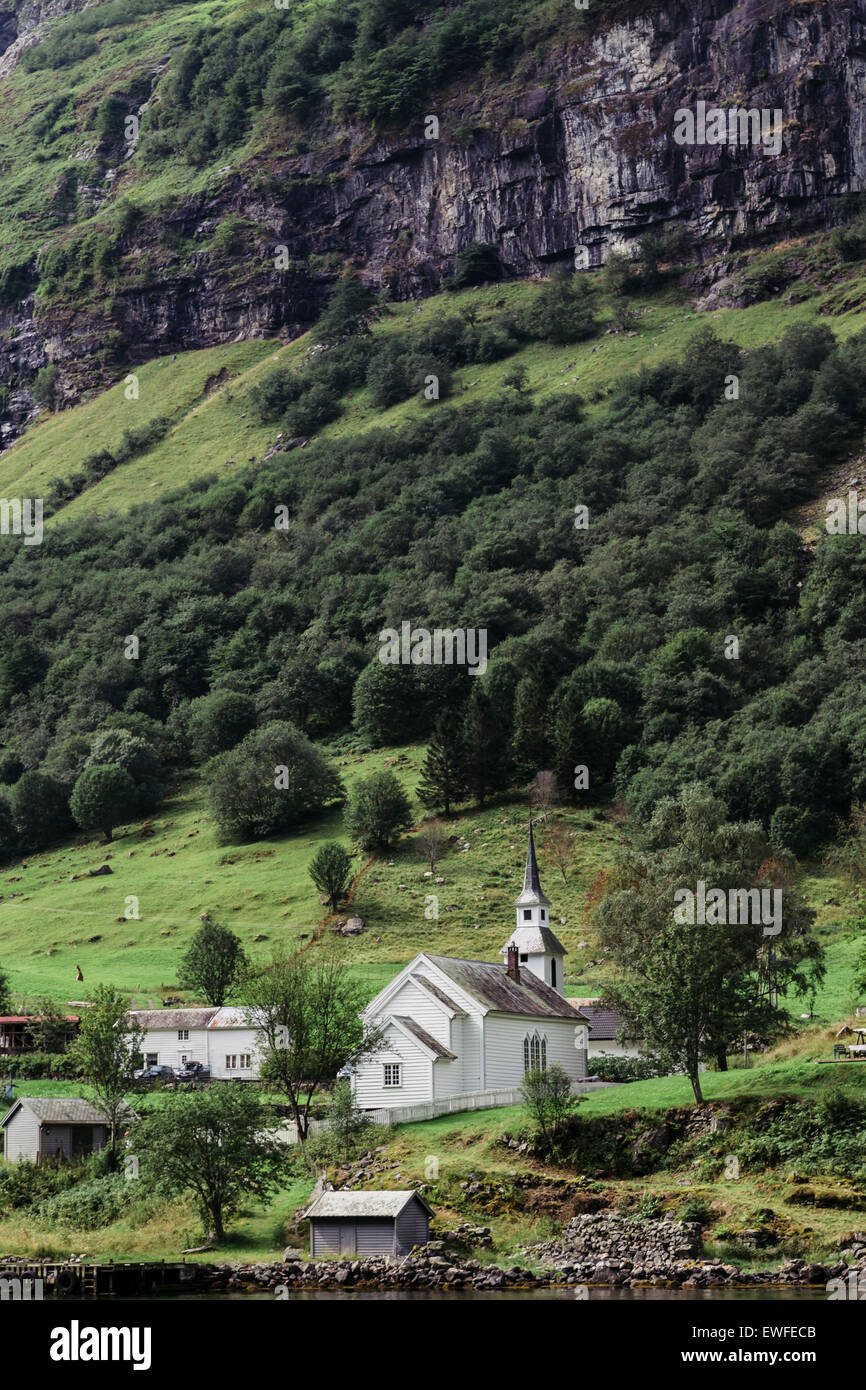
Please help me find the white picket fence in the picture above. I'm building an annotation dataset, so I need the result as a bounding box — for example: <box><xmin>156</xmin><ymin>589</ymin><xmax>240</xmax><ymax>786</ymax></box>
<box><xmin>275</xmin><ymin>1080</ymin><xmax>611</xmax><ymax>1144</ymax></box>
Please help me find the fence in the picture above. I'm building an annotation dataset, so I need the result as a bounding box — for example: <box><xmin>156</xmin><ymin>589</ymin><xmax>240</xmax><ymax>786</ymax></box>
<box><xmin>275</xmin><ymin>1080</ymin><xmax>611</xmax><ymax>1144</ymax></box>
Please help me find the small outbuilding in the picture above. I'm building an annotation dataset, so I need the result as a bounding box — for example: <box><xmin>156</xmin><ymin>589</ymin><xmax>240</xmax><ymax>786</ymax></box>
<box><xmin>1</xmin><ymin>1097</ymin><xmax>137</xmax><ymax>1164</ymax></box>
<box><xmin>304</xmin><ymin>1190</ymin><xmax>433</xmax><ymax>1256</ymax></box>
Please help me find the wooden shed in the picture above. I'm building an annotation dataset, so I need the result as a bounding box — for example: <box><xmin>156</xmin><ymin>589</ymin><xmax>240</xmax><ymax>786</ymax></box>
<box><xmin>1</xmin><ymin>1098</ymin><xmax>137</xmax><ymax>1164</ymax></box>
<box><xmin>305</xmin><ymin>1190</ymin><xmax>433</xmax><ymax>1256</ymax></box>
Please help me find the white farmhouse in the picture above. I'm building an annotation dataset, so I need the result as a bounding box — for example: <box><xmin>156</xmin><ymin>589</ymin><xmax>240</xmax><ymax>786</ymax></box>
<box><xmin>128</xmin><ymin>1005</ymin><xmax>261</xmax><ymax>1079</ymax></box>
<box><xmin>352</xmin><ymin>824</ymin><xmax>590</xmax><ymax>1109</ymax></box>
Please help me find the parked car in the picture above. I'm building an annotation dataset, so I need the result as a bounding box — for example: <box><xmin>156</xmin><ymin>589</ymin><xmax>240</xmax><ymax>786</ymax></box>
<box><xmin>133</xmin><ymin>1064</ymin><xmax>176</xmax><ymax>1084</ymax></box>
<box><xmin>176</xmin><ymin>1061</ymin><xmax>211</xmax><ymax>1083</ymax></box>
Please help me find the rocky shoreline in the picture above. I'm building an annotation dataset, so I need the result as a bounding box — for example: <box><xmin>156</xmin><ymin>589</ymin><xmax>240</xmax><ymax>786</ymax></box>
<box><xmin>198</xmin><ymin>1214</ymin><xmax>865</xmax><ymax>1293</ymax></box>
<box><xmin>4</xmin><ymin>1215</ymin><xmax>862</xmax><ymax>1295</ymax></box>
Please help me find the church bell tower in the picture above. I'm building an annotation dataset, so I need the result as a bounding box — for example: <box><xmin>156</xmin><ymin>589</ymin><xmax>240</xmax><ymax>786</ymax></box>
<box><xmin>500</xmin><ymin>820</ymin><xmax>567</xmax><ymax>995</ymax></box>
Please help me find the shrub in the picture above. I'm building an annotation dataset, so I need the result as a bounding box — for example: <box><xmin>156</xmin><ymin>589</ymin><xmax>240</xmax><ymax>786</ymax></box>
<box><xmin>32</xmin><ymin>364</ymin><xmax>59</xmax><ymax>406</ymax></box>
<box><xmin>448</xmin><ymin>241</ymin><xmax>501</xmax><ymax>289</ymax></box>
<box><xmin>34</xmin><ymin>1173</ymin><xmax>133</xmax><ymax>1230</ymax></box>
<box><xmin>206</xmin><ymin>721</ymin><xmax>345</xmax><ymax>841</ymax></box>
<box><xmin>344</xmin><ymin>769</ymin><xmax>413</xmax><ymax>849</ymax></box>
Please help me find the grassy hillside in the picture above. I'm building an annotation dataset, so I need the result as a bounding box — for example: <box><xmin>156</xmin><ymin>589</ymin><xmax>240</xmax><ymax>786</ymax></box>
<box><xmin>0</xmin><ymin>740</ymin><xmax>625</xmax><ymax>1008</ymax></box>
<box><xmin>7</xmin><ymin>246</ymin><xmax>866</xmax><ymax>521</ymax></box>
<box><xmin>3</xmin><ymin>239</ymin><xmax>866</xmax><ymax>1021</ymax></box>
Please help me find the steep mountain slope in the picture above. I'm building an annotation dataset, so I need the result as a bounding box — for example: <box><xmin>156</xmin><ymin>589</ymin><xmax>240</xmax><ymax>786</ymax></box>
<box><xmin>4</xmin><ymin>0</ymin><xmax>866</xmax><ymax>432</ymax></box>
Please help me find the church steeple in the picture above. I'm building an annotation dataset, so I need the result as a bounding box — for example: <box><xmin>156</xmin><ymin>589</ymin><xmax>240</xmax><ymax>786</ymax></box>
<box><xmin>501</xmin><ymin>820</ymin><xmax>567</xmax><ymax>995</ymax></box>
<box><xmin>515</xmin><ymin>819</ymin><xmax>550</xmax><ymax>910</ymax></box>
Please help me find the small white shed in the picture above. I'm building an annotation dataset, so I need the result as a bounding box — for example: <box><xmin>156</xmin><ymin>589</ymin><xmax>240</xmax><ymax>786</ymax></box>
<box><xmin>305</xmin><ymin>1190</ymin><xmax>434</xmax><ymax>1257</ymax></box>
<box><xmin>1</xmin><ymin>1098</ymin><xmax>137</xmax><ymax>1164</ymax></box>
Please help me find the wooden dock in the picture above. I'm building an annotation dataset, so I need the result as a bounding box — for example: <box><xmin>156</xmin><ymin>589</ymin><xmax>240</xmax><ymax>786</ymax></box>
<box><xmin>0</xmin><ymin>1258</ymin><xmax>203</xmax><ymax>1296</ymax></box>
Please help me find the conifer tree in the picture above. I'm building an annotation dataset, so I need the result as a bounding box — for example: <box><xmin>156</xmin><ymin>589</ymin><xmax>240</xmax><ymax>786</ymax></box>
<box><xmin>417</xmin><ymin>717</ymin><xmax>467</xmax><ymax>817</ymax></box>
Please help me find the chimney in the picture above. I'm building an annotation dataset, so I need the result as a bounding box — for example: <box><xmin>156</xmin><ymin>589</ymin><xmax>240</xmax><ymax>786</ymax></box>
<box><xmin>506</xmin><ymin>944</ymin><xmax>520</xmax><ymax>984</ymax></box>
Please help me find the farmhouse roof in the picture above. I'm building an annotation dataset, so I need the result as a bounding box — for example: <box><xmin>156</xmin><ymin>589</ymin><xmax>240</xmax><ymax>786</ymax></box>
<box><xmin>391</xmin><ymin>1016</ymin><xmax>458</xmax><ymax>1060</ymax></box>
<box><xmin>1</xmin><ymin>1098</ymin><xmax>137</xmax><ymax>1128</ymax></box>
<box><xmin>304</xmin><ymin>1190</ymin><xmax>434</xmax><ymax>1219</ymax></box>
<box><xmin>206</xmin><ymin>1007</ymin><xmax>254</xmax><ymax>1029</ymax></box>
<box><xmin>423</xmin><ymin>955</ymin><xmax>587</xmax><ymax>1022</ymax></box>
<box><xmin>128</xmin><ymin>1007</ymin><xmax>219</xmax><ymax>1030</ymax></box>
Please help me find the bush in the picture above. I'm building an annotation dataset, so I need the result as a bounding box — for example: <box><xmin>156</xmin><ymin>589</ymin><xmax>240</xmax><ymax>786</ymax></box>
<box><xmin>206</xmin><ymin>721</ymin><xmax>345</xmax><ymax>841</ymax></box>
<box><xmin>34</xmin><ymin>1173</ymin><xmax>133</xmax><ymax>1230</ymax></box>
<box><xmin>832</xmin><ymin>224</ymin><xmax>866</xmax><ymax>262</ymax></box>
<box><xmin>32</xmin><ymin>364</ymin><xmax>59</xmax><ymax>406</ymax></box>
<box><xmin>1</xmin><ymin>1051</ymin><xmax>84</xmax><ymax>1079</ymax></box>
<box><xmin>189</xmin><ymin>691</ymin><xmax>256</xmax><ymax>762</ymax></box>
<box><xmin>0</xmin><ymin>751</ymin><xmax>24</xmax><ymax>785</ymax></box>
<box><xmin>314</xmin><ymin>274</ymin><xmax>376</xmax><ymax>343</ymax></box>
<box><xmin>344</xmin><ymin>769</ymin><xmax>413</xmax><ymax>849</ymax></box>
<box><xmin>70</xmin><ymin>763</ymin><xmax>139</xmax><ymax>840</ymax></box>
<box><xmin>0</xmin><ymin>1158</ymin><xmax>84</xmax><ymax>1209</ymax></box>
<box><xmin>591</xmin><ymin>1054</ymin><xmax>662</xmax><ymax>1083</ymax></box>
<box><xmin>448</xmin><ymin>242</ymin><xmax>501</xmax><ymax>289</ymax></box>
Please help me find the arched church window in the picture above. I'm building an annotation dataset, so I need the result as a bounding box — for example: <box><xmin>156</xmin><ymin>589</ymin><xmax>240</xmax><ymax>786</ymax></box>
<box><xmin>524</xmin><ymin>1031</ymin><xmax>548</xmax><ymax>1072</ymax></box>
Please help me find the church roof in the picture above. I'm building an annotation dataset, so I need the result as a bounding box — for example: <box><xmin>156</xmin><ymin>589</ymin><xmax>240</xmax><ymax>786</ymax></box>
<box><xmin>409</xmin><ymin>974</ymin><xmax>467</xmax><ymax>1015</ymax></box>
<box><xmin>514</xmin><ymin>821</ymin><xmax>550</xmax><ymax>908</ymax></box>
<box><xmin>500</xmin><ymin>926</ymin><xmax>568</xmax><ymax>957</ymax></box>
<box><xmin>391</xmin><ymin>1016</ymin><xmax>458</xmax><ymax>1059</ymax></box>
<box><xmin>423</xmin><ymin>955</ymin><xmax>586</xmax><ymax>1022</ymax></box>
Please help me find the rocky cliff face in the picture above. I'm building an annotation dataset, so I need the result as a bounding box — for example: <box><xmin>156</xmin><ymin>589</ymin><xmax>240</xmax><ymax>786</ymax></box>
<box><xmin>4</xmin><ymin>0</ymin><xmax>866</xmax><ymax>425</ymax></box>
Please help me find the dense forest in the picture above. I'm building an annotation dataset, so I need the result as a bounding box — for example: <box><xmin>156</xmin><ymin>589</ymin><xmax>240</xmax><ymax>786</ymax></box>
<box><xmin>0</xmin><ymin>301</ymin><xmax>865</xmax><ymax>855</ymax></box>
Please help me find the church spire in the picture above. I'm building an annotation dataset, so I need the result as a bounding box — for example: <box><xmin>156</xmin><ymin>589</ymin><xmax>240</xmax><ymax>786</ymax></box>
<box><xmin>503</xmin><ymin>818</ymin><xmax>565</xmax><ymax>994</ymax></box>
<box><xmin>514</xmin><ymin>819</ymin><xmax>550</xmax><ymax>908</ymax></box>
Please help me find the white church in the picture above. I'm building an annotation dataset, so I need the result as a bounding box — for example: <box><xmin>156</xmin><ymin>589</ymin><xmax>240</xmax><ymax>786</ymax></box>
<box><xmin>352</xmin><ymin>824</ymin><xmax>591</xmax><ymax>1109</ymax></box>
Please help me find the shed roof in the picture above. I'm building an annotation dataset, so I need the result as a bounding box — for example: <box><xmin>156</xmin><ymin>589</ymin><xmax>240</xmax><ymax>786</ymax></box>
<box><xmin>568</xmin><ymin>1000</ymin><xmax>626</xmax><ymax>1040</ymax></box>
<box><xmin>0</xmin><ymin>1015</ymin><xmax>79</xmax><ymax>1024</ymax></box>
<box><xmin>574</xmin><ymin>1004</ymin><xmax>623</xmax><ymax>1041</ymax></box>
<box><xmin>2</xmin><ymin>1098</ymin><xmax>137</xmax><ymax>1127</ymax></box>
<box><xmin>424</xmin><ymin>955</ymin><xmax>586</xmax><ymax>1022</ymax></box>
<box><xmin>305</xmin><ymin>1190</ymin><xmax>433</xmax><ymax>1219</ymax></box>
<box><xmin>391</xmin><ymin>1016</ymin><xmax>458</xmax><ymax>1060</ymax></box>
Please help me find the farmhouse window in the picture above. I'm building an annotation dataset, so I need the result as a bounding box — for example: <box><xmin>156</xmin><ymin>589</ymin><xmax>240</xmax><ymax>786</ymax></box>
<box><xmin>383</xmin><ymin>1063</ymin><xmax>401</xmax><ymax>1087</ymax></box>
<box><xmin>146</xmin><ymin>1053</ymin><xmax>158</xmax><ymax>1066</ymax></box>
<box><xmin>225</xmin><ymin>1055</ymin><xmax>237</xmax><ymax>1069</ymax></box>
<box><xmin>178</xmin><ymin>1030</ymin><xmax>189</xmax><ymax>1041</ymax></box>
<box><xmin>239</xmin><ymin>1054</ymin><xmax>251</xmax><ymax>1069</ymax></box>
